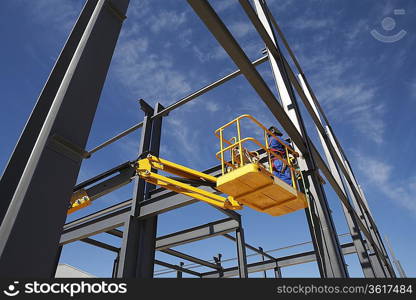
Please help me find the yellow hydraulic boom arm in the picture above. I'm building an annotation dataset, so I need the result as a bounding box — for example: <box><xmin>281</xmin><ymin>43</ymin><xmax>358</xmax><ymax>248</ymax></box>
<box><xmin>136</xmin><ymin>154</ymin><xmax>243</xmax><ymax>211</ymax></box>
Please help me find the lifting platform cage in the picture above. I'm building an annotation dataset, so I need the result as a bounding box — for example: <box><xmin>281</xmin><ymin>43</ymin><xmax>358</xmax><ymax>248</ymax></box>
<box><xmin>214</xmin><ymin>115</ymin><xmax>308</xmax><ymax>216</ymax></box>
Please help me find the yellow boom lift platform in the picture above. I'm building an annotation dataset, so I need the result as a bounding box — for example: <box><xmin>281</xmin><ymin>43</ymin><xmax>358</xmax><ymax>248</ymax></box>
<box><xmin>69</xmin><ymin>115</ymin><xmax>308</xmax><ymax>216</ymax></box>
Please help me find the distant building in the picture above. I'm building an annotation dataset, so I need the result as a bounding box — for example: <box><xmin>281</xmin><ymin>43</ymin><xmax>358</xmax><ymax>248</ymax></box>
<box><xmin>55</xmin><ymin>264</ymin><xmax>95</xmax><ymax>278</ymax></box>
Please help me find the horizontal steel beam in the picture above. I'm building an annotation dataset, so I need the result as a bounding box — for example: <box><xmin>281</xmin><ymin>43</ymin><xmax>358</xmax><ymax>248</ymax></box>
<box><xmin>223</xmin><ymin>233</ymin><xmax>275</xmax><ymax>261</ymax></box>
<box><xmin>86</xmin><ymin>56</ymin><xmax>268</xmax><ymax>156</ymax></box>
<box><xmin>202</xmin><ymin>242</ymin><xmax>356</xmax><ymax>278</ymax></box>
<box><xmin>154</xmin><ymin>260</ymin><xmax>201</xmax><ymax>277</ymax></box>
<box><xmin>60</xmin><ymin>207</ymin><xmax>129</xmax><ymax>245</ymax></box>
<box><xmin>156</xmin><ymin>218</ymin><xmax>240</xmax><ymax>250</ymax></box>
<box><xmin>60</xmin><ymin>160</ymin><xmax>241</xmax><ymax>245</ymax></box>
<box><xmin>161</xmin><ymin>249</ymin><xmax>219</xmax><ymax>269</ymax></box>
<box><xmin>81</xmin><ymin>237</ymin><xmax>119</xmax><ymax>253</ymax></box>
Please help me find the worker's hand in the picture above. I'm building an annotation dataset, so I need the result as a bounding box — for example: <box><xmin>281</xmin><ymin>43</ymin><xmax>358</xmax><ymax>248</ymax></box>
<box><xmin>293</xmin><ymin>152</ymin><xmax>300</xmax><ymax>158</ymax></box>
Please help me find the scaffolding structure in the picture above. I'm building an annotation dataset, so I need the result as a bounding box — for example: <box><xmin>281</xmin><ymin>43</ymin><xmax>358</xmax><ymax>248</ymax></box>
<box><xmin>0</xmin><ymin>0</ymin><xmax>398</xmax><ymax>278</ymax></box>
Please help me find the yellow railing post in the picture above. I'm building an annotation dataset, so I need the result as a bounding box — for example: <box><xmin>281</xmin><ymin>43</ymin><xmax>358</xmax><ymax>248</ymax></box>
<box><xmin>219</xmin><ymin>129</ymin><xmax>225</xmax><ymax>175</ymax></box>
<box><xmin>286</xmin><ymin>148</ymin><xmax>296</xmax><ymax>189</ymax></box>
<box><xmin>236</xmin><ymin>119</ymin><xmax>244</xmax><ymax>167</ymax></box>
<box><xmin>230</xmin><ymin>137</ymin><xmax>237</xmax><ymax>168</ymax></box>
<box><xmin>264</xmin><ymin>130</ymin><xmax>273</xmax><ymax>174</ymax></box>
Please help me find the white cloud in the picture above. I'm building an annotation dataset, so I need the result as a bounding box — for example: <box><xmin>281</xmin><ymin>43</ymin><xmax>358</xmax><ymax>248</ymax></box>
<box><xmin>164</xmin><ymin>116</ymin><xmax>204</xmax><ymax>166</ymax></box>
<box><xmin>150</xmin><ymin>10</ymin><xmax>187</xmax><ymax>33</ymax></box>
<box><xmin>228</xmin><ymin>21</ymin><xmax>254</xmax><ymax>38</ymax></box>
<box><xmin>17</xmin><ymin>0</ymin><xmax>79</xmax><ymax>32</ymax></box>
<box><xmin>411</xmin><ymin>80</ymin><xmax>416</xmax><ymax>98</ymax></box>
<box><xmin>205</xmin><ymin>101</ymin><xmax>220</xmax><ymax>113</ymax></box>
<box><xmin>289</xmin><ymin>17</ymin><xmax>334</xmax><ymax>31</ymax></box>
<box><xmin>295</xmin><ymin>49</ymin><xmax>386</xmax><ymax>144</ymax></box>
<box><xmin>355</xmin><ymin>152</ymin><xmax>416</xmax><ymax>217</ymax></box>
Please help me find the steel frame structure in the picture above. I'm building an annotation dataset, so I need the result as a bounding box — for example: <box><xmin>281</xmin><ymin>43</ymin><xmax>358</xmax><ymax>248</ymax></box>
<box><xmin>0</xmin><ymin>0</ymin><xmax>398</xmax><ymax>278</ymax></box>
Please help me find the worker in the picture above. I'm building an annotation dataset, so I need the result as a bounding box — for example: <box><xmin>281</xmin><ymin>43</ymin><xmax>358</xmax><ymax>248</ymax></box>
<box><xmin>267</xmin><ymin>126</ymin><xmax>292</xmax><ymax>186</ymax></box>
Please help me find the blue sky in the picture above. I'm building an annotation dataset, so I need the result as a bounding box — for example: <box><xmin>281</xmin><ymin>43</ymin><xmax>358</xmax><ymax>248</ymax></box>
<box><xmin>0</xmin><ymin>0</ymin><xmax>415</xmax><ymax>278</ymax></box>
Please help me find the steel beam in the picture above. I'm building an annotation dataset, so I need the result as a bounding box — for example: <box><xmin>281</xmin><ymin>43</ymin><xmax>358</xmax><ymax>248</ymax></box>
<box><xmin>154</xmin><ymin>260</ymin><xmax>201</xmax><ymax>277</ymax></box>
<box><xmin>0</xmin><ymin>0</ymin><xmax>129</xmax><ymax>277</ymax></box>
<box><xmin>298</xmin><ymin>75</ymin><xmax>378</xmax><ymax>278</ymax></box>
<box><xmin>240</xmin><ymin>0</ymin><xmax>394</xmax><ymax>278</ymax></box>
<box><xmin>134</xmin><ymin>102</ymin><xmax>164</xmax><ymax>278</ymax></box>
<box><xmin>81</xmin><ymin>237</ymin><xmax>119</xmax><ymax>253</ymax></box>
<box><xmin>161</xmin><ymin>249</ymin><xmax>219</xmax><ymax>270</ymax></box>
<box><xmin>187</xmin><ymin>3</ymin><xmax>349</xmax><ymax>277</ymax></box>
<box><xmin>117</xmin><ymin>100</ymin><xmax>156</xmax><ymax>278</ymax></box>
<box><xmin>156</xmin><ymin>218</ymin><xmax>240</xmax><ymax>250</ymax></box>
<box><xmin>60</xmin><ymin>207</ymin><xmax>129</xmax><ymax>245</ymax></box>
<box><xmin>223</xmin><ymin>234</ymin><xmax>275</xmax><ymax>261</ymax></box>
<box><xmin>274</xmin><ymin>266</ymin><xmax>282</xmax><ymax>278</ymax></box>
<box><xmin>86</xmin><ymin>56</ymin><xmax>268</xmax><ymax>156</ymax></box>
<box><xmin>0</xmin><ymin>0</ymin><xmax>99</xmax><ymax>224</ymax></box>
<box><xmin>235</xmin><ymin>227</ymin><xmax>248</xmax><ymax>278</ymax></box>
<box><xmin>241</xmin><ymin>0</ymin><xmax>348</xmax><ymax>277</ymax></box>
<box><xmin>202</xmin><ymin>243</ymin><xmax>356</xmax><ymax>278</ymax></box>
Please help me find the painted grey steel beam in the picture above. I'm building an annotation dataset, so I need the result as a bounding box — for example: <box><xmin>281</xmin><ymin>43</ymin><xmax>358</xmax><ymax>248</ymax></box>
<box><xmin>117</xmin><ymin>100</ymin><xmax>155</xmax><ymax>278</ymax></box>
<box><xmin>155</xmin><ymin>218</ymin><xmax>240</xmax><ymax>250</ymax></box>
<box><xmin>81</xmin><ymin>237</ymin><xmax>119</xmax><ymax>253</ymax></box>
<box><xmin>308</xmin><ymin>140</ymin><xmax>393</xmax><ymax>273</ymax></box>
<box><xmin>154</xmin><ymin>260</ymin><xmax>201</xmax><ymax>277</ymax></box>
<box><xmin>202</xmin><ymin>242</ymin><xmax>356</xmax><ymax>278</ymax></box>
<box><xmin>298</xmin><ymin>75</ymin><xmax>377</xmax><ymax>278</ymax></box>
<box><xmin>187</xmin><ymin>2</ymin><xmax>349</xmax><ymax>277</ymax></box>
<box><xmin>187</xmin><ymin>0</ymin><xmax>308</xmax><ymax>154</ymax></box>
<box><xmin>107</xmin><ymin>229</ymin><xmax>123</xmax><ymax>238</ymax></box>
<box><xmin>133</xmin><ymin>102</ymin><xmax>165</xmax><ymax>278</ymax></box>
<box><xmin>60</xmin><ymin>207</ymin><xmax>129</xmax><ymax>245</ymax></box>
<box><xmin>52</xmin><ymin>245</ymin><xmax>63</xmax><ymax>277</ymax></box>
<box><xmin>84</xmin><ymin>166</ymin><xmax>135</xmax><ymax>201</ymax></box>
<box><xmin>223</xmin><ymin>233</ymin><xmax>275</xmax><ymax>261</ymax></box>
<box><xmin>73</xmin><ymin>161</ymin><xmax>133</xmax><ymax>191</ymax></box>
<box><xmin>324</xmin><ymin>127</ymin><xmax>393</xmax><ymax>277</ymax></box>
<box><xmin>326</xmin><ymin>127</ymin><xmax>389</xmax><ymax>277</ymax></box>
<box><xmin>87</xmin><ymin>121</ymin><xmax>144</xmax><ymax>155</ymax></box>
<box><xmin>161</xmin><ymin>249</ymin><xmax>219</xmax><ymax>270</ymax></box>
<box><xmin>246</xmin><ymin>0</ymin><xmax>394</xmax><ymax>278</ymax></box>
<box><xmin>245</xmin><ymin>0</ymin><xmax>348</xmax><ymax>277</ymax></box>
<box><xmin>86</xmin><ymin>56</ymin><xmax>268</xmax><ymax>156</ymax></box>
<box><xmin>271</xmin><ymin>29</ymin><xmax>395</xmax><ymax>276</ymax></box>
<box><xmin>176</xmin><ymin>262</ymin><xmax>184</xmax><ymax>278</ymax></box>
<box><xmin>0</xmin><ymin>0</ymin><xmax>129</xmax><ymax>277</ymax></box>
<box><xmin>274</xmin><ymin>266</ymin><xmax>282</xmax><ymax>278</ymax></box>
<box><xmin>355</xmin><ymin>183</ymin><xmax>394</xmax><ymax>276</ymax></box>
<box><xmin>259</xmin><ymin>247</ymin><xmax>267</xmax><ymax>278</ymax></box>
<box><xmin>235</xmin><ymin>227</ymin><xmax>248</xmax><ymax>278</ymax></box>
<box><xmin>63</xmin><ymin>199</ymin><xmax>131</xmax><ymax>231</ymax></box>
<box><xmin>0</xmin><ymin>0</ymin><xmax>99</xmax><ymax>224</ymax></box>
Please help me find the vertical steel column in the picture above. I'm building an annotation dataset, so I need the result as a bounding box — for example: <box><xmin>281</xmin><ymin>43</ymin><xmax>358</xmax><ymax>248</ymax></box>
<box><xmin>253</xmin><ymin>0</ymin><xmax>348</xmax><ymax>278</ymax></box>
<box><xmin>52</xmin><ymin>245</ymin><xmax>63</xmax><ymax>278</ymax></box>
<box><xmin>112</xmin><ymin>251</ymin><xmax>120</xmax><ymax>278</ymax></box>
<box><xmin>357</xmin><ymin>183</ymin><xmax>395</xmax><ymax>276</ymax></box>
<box><xmin>385</xmin><ymin>236</ymin><xmax>407</xmax><ymax>278</ymax></box>
<box><xmin>259</xmin><ymin>247</ymin><xmax>267</xmax><ymax>278</ymax></box>
<box><xmin>214</xmin><ymin>254</ymin><xmax>224</xmax><ymax>277</ymax></box>
<box><xmin>117</xmin><ymin>101</ymin><xmax>164</xmax><ymax>278</ymax></box>
<box><xmin>0</xmin><ymin>0</ymin><xmax>129</xmax><ymax>277</ymax></box>
<box><xmin>0</xmin><ymin>0</ymin><xmax>98</xmax><ymax>225</ymax></box>
<box><xmin>235</xmin><ymin>225</ymin><xmax>248</xmax><ymax>278</ymax></box>
<box><xmin>177</xmin><ymin>262</ymin><xmax>184</xmax><ymax>278</ymax></box>
<box><xmin>326</xmin><ymin>128</ymin><xmax>392</xmax><ymax>277</ymax></box>
<box><xmin>298</xmin><ymin>75</ymin><xmax>378</xmax><ymax>278</ymax></box>
<box><xmin>274</xmin><ymin>266</ymin><xmax>282</xmax><ymax>278</ymax></box>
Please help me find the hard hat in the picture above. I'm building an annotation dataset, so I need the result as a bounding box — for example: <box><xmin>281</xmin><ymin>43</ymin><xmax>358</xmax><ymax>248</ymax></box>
<box><xmin>268</xmin><ymin>126</ymin><xmax>283</xmax><ymax>136</ymax></box>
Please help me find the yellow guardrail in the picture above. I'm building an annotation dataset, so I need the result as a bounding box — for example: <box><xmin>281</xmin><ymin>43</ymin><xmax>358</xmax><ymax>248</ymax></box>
<box><xmin>214</xmin><ymin>114</ymin><xmax>303</xmax><ymax>190</ymax></box>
